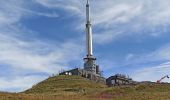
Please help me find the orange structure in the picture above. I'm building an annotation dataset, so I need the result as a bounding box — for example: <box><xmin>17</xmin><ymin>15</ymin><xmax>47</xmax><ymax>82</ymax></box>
<box><xmin>156</xmin><ymin>75</ymin><xmax>169</xmax><ymax>83</ymax></box>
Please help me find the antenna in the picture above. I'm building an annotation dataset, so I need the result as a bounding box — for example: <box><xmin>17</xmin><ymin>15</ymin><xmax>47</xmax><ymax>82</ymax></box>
<box><xmin>84</xmin><ymin>0</ymin><xmax>98</xmax><ymax>74</ymax></box>
<box><xmin>87</xmin><ymin>0</ymin><xmax>89</xmax><ymax>5</ymax></box>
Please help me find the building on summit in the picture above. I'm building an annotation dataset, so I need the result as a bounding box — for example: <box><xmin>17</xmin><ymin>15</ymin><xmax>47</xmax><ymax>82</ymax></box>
<box><xmin>59</xmin><ymin>0</ymin><xmax>135</xmax><ymax>86</ymax></box>
<box><xmin>106</xmin><ymin>74</ymin><xmax>137</xmax><ymax>86</ymax></box>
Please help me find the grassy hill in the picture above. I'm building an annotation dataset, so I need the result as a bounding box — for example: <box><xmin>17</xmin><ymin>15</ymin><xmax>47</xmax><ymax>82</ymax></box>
<box><xmin>24</xmin><ymin>75</ymin><xmax>106</xmax><ymax>94</ymax></box>
<box><xmin>1</xmin><ymin>75</ymin><xmax>170</xmax><ymax>100</ymax></box>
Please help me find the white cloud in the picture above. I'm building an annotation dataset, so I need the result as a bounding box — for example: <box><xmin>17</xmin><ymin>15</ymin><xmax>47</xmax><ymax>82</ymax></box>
<box><xmin>93</xmin><ymin>30</ymin><xmax>123</xmax><ymax>44</ymax></box>
<box><xmin>0</xmin><ymin>0</ymin><xmax>59</xmax><ymax>27</ymax></box>
<box><xmin>132</xmin><ymin>62</ymin><xmax>170</xmax><ymax>83</ymax></box>
<box><xmin>0</xmin><ymin>0</ymin><xmax>84</xmax><ymax>92</ymax></box>
<box><xmin>35</xmin><ymin>0</ymin><xmax>83</xmax><ymax>16</ymax></box>
<box><xmin>155</xmin><ymin>45</ymin><xmax>170</xmax><ymax>60</ymax></box>
<box><xmin>35</xmin><ymin>0</ymin><xmax>170</xmax><ymax>44</ymax></box>
<box><xmin>125</xmin><ymin>53</ymin><xmax>134</xmax><ymax>61</ymax></box>
<box><xmin>121</xmin><ymin>43</ymin><xmax>170</xmax><ymax>67</ymax></box>
<box><xmin>127</xmin><ymin>43</ymin><xmax>170</xmax><ymax>82</ymax></box>
<box><xmin>0</xmin><ymin>75</ymin><xmax>48</xmax><ymax>92</ymax></box>
<box><xmin>0</xmin><ymin>0</ymin><xmax>84</xmax><ymax>73</ymax></box>
<box><xmin>0</xmin><ymin>35</ymin><xmax>83</xmax><ymax>92</ymax></box>
<box><xmin>0</xmin><ymin>0</ymin><xmax>23</xmax><ymax>25</ymax></box>
<box><xmin>92</xmin><ymin>3</ymin><xmax>142</xmax><ymax>27</ymax></box>
<box><xmin>0</xmin><ymin>35</ymin><xmax>82</xmax><ymax>73</ymax></box>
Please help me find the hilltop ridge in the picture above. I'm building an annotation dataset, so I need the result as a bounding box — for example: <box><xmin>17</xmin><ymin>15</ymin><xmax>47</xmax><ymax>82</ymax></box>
<box><xmin>24</xmin><ymin>75</ymin><xmax>106</xmax><ymax>94</ymax></box>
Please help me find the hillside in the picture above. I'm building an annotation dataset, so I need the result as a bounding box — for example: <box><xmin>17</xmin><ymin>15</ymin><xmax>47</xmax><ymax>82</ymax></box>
<box><xmin>24</xmin><ymin>75</ymin><xmax>106</xmax><ymax>94</ymax></box>
<box><xmin>1</xmin><ymin>75</ymin><xmax>170</xmax><ymax>100</ymax></box>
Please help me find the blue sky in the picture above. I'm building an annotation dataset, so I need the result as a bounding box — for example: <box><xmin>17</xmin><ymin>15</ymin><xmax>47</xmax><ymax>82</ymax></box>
<box><xmin>0</xmin><ymin>0</ymin><xmax>170</xmax><ymax>92</ymax></box>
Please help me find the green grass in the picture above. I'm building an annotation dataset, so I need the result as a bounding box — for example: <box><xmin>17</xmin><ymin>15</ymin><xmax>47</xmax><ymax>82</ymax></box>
<box><xmin>24</xmin><ymin>75</ymin><xmax>106</xmax><ymax>94</ymax></box>
<box><xmin>1</xmin><ymin>75</ymin><xmax>170</xmax><ymax>100</ymax></box>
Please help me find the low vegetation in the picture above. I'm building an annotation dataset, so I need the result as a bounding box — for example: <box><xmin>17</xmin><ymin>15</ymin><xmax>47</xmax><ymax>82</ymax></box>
<box><xmin>24</xmin><ymin>75</ymin><xmax>106</xmax><ymax>94</ymax></box>
<box><xmin>1</xmin><ymin>75</ymin><xmax>170</xmax><ymax>100</ymax></box>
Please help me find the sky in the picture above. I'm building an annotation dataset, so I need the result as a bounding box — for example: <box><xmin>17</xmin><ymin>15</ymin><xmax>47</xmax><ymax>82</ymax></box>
<box><xmin>0</xmin><ymin>0</ymin><xmax>170</xmax><ymax>92</ymax></box>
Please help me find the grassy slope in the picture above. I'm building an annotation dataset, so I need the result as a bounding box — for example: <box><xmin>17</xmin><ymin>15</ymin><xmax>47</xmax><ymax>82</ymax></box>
<box><xmin>24</xmin><ymin>75</ymin><xmax>106</xmax><ymax>94</ymax></box>
<box><xmin>99</xmin><ymin>84</ymin><xmax>170</xmax><ymax>100</ymax></box>
<box><xmin>1</xmin><ymin>75</ymin><xmax>170</xmax><ymax>100</ymax></box>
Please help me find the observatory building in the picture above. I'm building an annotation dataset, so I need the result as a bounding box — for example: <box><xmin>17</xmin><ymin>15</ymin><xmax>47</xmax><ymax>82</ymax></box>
<box><xmin>59</xmin><ymin>0</ymin><xmax>105</xmax><ymax>83</ymax></box>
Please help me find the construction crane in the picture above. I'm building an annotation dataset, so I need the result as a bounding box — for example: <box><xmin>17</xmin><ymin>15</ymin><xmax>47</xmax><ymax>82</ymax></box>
<box><xmin>156</xmin><ymin>75</ymin><xmax>169</xmax><ymax>83</ymax></box>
